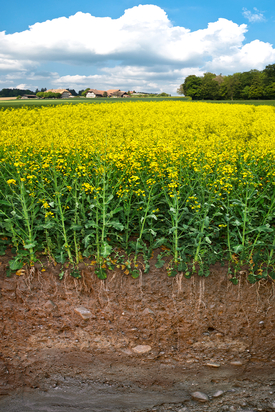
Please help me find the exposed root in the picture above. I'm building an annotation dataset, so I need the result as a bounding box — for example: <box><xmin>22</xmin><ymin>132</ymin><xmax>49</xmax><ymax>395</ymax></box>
<box><xmin>197</xmin><ymin>277</ymin><xmax>206</xmax><ymax>309</ymax></box>
<box><xmin>175</xmin><ymin>272</ymin><xmax>183</xmax><ymax>294</ymax></box>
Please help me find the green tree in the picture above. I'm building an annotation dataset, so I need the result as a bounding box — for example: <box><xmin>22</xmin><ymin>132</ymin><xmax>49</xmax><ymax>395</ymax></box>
<box><xmin>182</xmin><ymin>75</ymin><xmax>202</xmax><ymax>100</ymax></box>
<box><xmin>81</xmin><ymin>88</ymin><xmax>90</xmax><ymax>97</ymax></box>
<box><xmin>200</xmin><ymin>73</ymin><xmax>220</xmax><ymax>100</ymax></box>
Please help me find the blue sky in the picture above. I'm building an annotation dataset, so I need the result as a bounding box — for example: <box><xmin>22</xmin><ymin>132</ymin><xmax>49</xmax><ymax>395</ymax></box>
<box><xmin>1</xmin><ymin>0</ymin><xmax>274</xmax><ymax>94</ymax></box>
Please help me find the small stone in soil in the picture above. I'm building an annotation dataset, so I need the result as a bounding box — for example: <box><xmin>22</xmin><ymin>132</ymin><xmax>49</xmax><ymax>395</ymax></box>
<box><xmin>44</xmin><ymin>300</ymin><xmax>57</xmax><ymax>310</ymax></box>
<box><xmin>142</xmin><ymin>308</ymin><xmax>155</xmax><ymax>316</ymax></box>
<box><xmin>191</xmin><ymin>391</ymin><xmax>209</xmax><ymax>402</ymax></box>
<box><xmin>230</xmin><ymin>360</ymin><xmax>243</xmax><ymax>366</ymax></box>
<box><xmin>212</xmin><ymin>390</ymin><xmax>224</xmax><ymax>398</ymax></box>
<box><xmin>206</xmin><ymin>362</ymin><xmax>220</xmax><ymax>368</ymax></box>
<box><xmin>132</xmin><ymin>345</ymin><xmax>152</xmax><ymax>354</ymax></box>
<box><xmin>74</xmin><ymin>306</ymin><xmax>92</xmax><ymax>320</ymax></box>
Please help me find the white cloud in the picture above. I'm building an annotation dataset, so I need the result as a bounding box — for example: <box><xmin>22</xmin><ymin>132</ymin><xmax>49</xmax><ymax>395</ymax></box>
<box><xmin>242</xmin><ymin>7</ymin><xmax>266</xmax><ymax>23</ymax></box>
<box><xmin>15</xmin><ymin>83</ymin><xmax>28</xmax><ymax>89</ymax></box>
<box><xmin>52</xmin><ymin>66</ymin><xmax>205</xmax><ymax>93</ymax></box>
<box><xmin>0</xmin><ymin>5</ymin><xmax>274</xmax><ymax>94</ymax></box>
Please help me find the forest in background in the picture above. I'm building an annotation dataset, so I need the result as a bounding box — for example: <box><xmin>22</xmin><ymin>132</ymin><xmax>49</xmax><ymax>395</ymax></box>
<box><xmin>178</xmin><ymin>64</ymin><xmax>275</xmax><ymax>100</ymax></box>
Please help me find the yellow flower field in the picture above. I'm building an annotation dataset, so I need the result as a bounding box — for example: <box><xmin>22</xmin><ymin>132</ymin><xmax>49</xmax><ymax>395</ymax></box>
<box><xmin>1</xmin><ymin>101</ymin><xmax>275</xmax><ymax>282</ymax></box>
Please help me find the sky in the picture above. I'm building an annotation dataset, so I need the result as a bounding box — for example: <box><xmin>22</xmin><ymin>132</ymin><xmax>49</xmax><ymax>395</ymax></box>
<box><xmin>1</xmin><ymin>0</ymin><xmax>275</xmax><ymax>95</ymax></box>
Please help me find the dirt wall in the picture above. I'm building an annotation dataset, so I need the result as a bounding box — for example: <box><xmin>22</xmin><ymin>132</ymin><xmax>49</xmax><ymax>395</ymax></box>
<box><xmin>1</xmin><ymin>255</ymin><xmax>275</xmax><ymax>397</ymax></box>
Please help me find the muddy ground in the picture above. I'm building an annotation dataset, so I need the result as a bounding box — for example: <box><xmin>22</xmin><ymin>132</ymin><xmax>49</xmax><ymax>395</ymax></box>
<box><xmin>1</xmin><ymin>252</ymin><xmax>275</xmax><ymax>411</ymax></box>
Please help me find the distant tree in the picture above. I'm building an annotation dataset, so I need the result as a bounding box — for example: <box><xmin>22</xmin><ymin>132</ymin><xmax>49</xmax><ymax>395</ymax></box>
<box><xmin>36</xmin><ymin>91</ymin><xmax>61</xmax><ymax>99</ymax></box>
<box><xmin>265</xmin><ymin>82</ymin><xmax>275</xmax><ymax>99</ymax></box>
<box><xmin>182</xmin><ymin>75</ymin><xmax>203</xmax><ymax>100</ymax></box>
<box><xmin>219</xmin><ymin>73</ymin><xmax>241</xmax><ymax>100</ymax></box>
<box><xmin>200</xmin><ymin>73</ymin><xmax>220</xmax><ymax>100</ymax></box>
<box><xmin>103</xmin><ymin>91</ymin><xmax>108</xmax><ymax>97</ymax></box>
<box><xmin>81</xmin><ymin>88</ymin><xmax>90</xmax><ymax>97</ymax></box>
<box><xmin>177</xmin><ymin>84</ymin><xmax>185</xmax><ymax>95</ymax></box>
<box><xmin>263</xmin><ymin>64</ymin><xmax>275</xmax><ymax>85</ymax></box>
<box><xmin>67</xmin><ymin>88</ymin><xmax>77</xmax><ymax>96</ymax></box>
<box><xmin>0</xmin><ymin>88</ymin><xmax>35</xmax><ymax>97</ymax></box>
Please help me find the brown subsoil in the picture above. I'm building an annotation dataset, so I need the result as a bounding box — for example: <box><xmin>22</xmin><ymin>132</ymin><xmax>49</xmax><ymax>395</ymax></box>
<box><xmin>1</xmin><ymin>252</ymin><xmax>275</xmax><ymax>411</ymax></box>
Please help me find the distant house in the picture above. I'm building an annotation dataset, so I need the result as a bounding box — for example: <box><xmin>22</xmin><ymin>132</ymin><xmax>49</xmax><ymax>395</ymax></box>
<box><xmin>21</xmin><ymin>94</ymin><xmax>38</xmax><ymax>99</ymax></box>
<box><xmin>86</xmin><ymin>88</ymin><xmax>130</xmax><ymax>98</ymax></box>
<box><xmin>86</xmin><ymin>89</ymin><xmax>106</xmax><ymax>98</ymax></box>
<box><xmin>108</xmin><ymin>90</ymin><xmax>129</xmax><ymax>98</ymax></box>
<box><xmin>47</xmin><ymin>89</ymin><xmax>71</xmax><ymax>98</ymax></box>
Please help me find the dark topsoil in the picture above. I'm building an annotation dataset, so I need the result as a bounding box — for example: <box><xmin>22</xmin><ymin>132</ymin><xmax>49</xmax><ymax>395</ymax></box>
<box><xmin>1</xmin><ymin>251</ymin><xmax>275</xmax><ymax>411</ymax></box>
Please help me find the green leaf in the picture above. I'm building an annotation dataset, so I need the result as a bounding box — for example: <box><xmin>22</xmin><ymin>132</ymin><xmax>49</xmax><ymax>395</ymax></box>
<box><xmin>70</xmin><ymin>224</ymin><xmax>83</xmax><ymax>231</ymax></box>
<box><xmin>144</xmin><ymin>262</ymin><xmax>150</xmax><ymax>274</ymax></box>
<box><xmin>152</xmin><ymin>238</ymin><xmax>167</xmax><ymax>248</ymax></box>
<box><xmin>229</xmin><ymin>277</ymin><xmax>239</xmax><ymax>285</ymax></box>
<box><xmin>54</xmin><ymin>251</ymin><xmax>67</xmax><ymax>264</ymax></box>
<box><xmin>184</xmin><ymin>271</ymin><xmax>192</xmax><ymax>279</ymax></box>
<box><xmin>83</xmin><ymin>233</ymin><xmax>94</xmax><ymax>248</ymax></box>
<box><xmin>95</xmin><ymin>267</ymin><xmax>107</xmax><ymax>280</ymax></box>
<box><xmin>71</xmin><ymin>269</ymin><xmax>81</xmax><ymax>279</ymax></box>
<box><xmin>131</xmin><ymin>269</ymin><xmax>140</xmax><ymax>279</ymax></box>
<box><xmin>41</xmin><ymin>221</ymin><xmax>55</xmax><ymax>229</ymax></box>
<box><xmin>248</xmin><ymin>274</ymin><xmax>257</xmax><ymax>284</ymax></box>
<box><xmin>109</xmin><ymin>221</ymin><xmax>124</xmax><ymax>231</ymax></box>
<box><xmin>149</xmin><ymin>228</ymin><xmax>157</xmax><ymax>236</ymax></box>
<box><xmin>256</xmin><ymin>224</ymin><xmax>273</xmax><ymax>233</ymax></box>
<box><xmin>100</xmin><ymin>242</ymin><xmax>112</xmax><ymax>258</ymax></box>
<box><xmin>168</xmin><ymin>268</ymin><xmax>177</xmax><ymax>277</ymax></box>
<box><xmin>205</xmin><ymin>236</ymin><xmax>212</xmax><ymax>244</ymax></box>
<box><xmin>59</xmin><ymin>271</ymin><xmax>64</xmax><ymax>280</ymax></box>
<box><xmin>0</xmin><ymin>200</ymin><xmax>11</xmax><ymax>206</ymax></box>
<box><xmin>233</xmin><ymin>244</ymin><xmax>244</xmax><ymax>254</ymax></box>
<box><xmin>155</xmin><ymin>258</ymin><xmax>165</xmax><ymax>269</ymax></box>
<box><xmin>204</xmin><ymin>216</ymin><xmax>210</xmax><ymax>227</ymax></box>
<box><xmin>24</xmin><ymin>242</ymin><xmax>36</xmax><ymax>249</ymax></box>
<box><xmin>9</xmin><ymin>259</ymin><xmax>24</xmax><ymax>271</ymax></box>
<box><xmin>82</xmin><ymin>249</ymin><xmax>91</xmax><ymax>258</ymax></box>
<box><xmin>178</xmin><ymin>261</ymin><xmax>187</xmax><ymax>271</ymax></box>
<box><xmin>106</xmin><ymin>194</ymin><xmax>114</xmax><ymax>204</ymax></box>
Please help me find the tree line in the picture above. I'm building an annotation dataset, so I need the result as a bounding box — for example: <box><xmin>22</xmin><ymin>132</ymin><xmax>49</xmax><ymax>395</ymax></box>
<box><xmin>0</xmin><ymin>88</ymin><xmax>79</xmax><ymax>98</ymax></box>
<box><xmin>178</xmin><ymin>64</ymin><xmax>275</xmax><ymax>100</ymax></box>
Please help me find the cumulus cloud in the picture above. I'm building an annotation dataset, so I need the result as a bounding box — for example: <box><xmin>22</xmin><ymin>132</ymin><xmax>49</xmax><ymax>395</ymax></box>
<box><xmin>0</xmin><ymin>5</ymin><xmax>274</xmax><ymax>93</ymax></box>
<box><xmin>242</xmin><ymin>7</ymin><xmax>266</xmax><ymax>23</ymax></box>
<box><xmin>52</xmin><ymin>66</ymin><xmax>204</xmax><ymax>93</ymax></box>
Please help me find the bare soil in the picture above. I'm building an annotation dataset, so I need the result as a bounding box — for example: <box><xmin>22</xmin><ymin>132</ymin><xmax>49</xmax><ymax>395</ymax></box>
<box><xmin>1</xmin><ymin>251</ymin><xmax>275</xmax><ymax>411</ymax></box>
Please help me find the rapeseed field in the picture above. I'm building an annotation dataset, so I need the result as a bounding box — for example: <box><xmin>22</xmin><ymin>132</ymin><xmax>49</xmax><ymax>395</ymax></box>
<box><xmin>1</xmin><ymin>101</ymin><xmax>275</xmax><ymax>282</ymax></box>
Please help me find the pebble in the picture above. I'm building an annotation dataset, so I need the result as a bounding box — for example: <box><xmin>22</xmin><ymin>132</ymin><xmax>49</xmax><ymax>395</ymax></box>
<box><xmin>132</xmin><ymin>345</ymin><xmax>152</xmax><ymax>354</ymax></box>
<box><xmin>230</xmin><ymin>360</ymin><xmax>243</xmax><ymax>366</ymax></box>
<box><xmin>212</xmin><ymin>390</ymin><xmax>224</xmax><ymax>398</ymax></box>
<box><xmin>44</xmin><ymin>300</ymin><xmax>57</xmax><ymax>310</ymax></box>
<box><xmin>191</xmin><ymin>391</ymin><xmax>209</xmax><ymax>402</ymax></box>
<box><xmin>206</xmin><ymin>362</ymin><xmax>220</xmax><ymax>368</ymax></box>
<box><xmin>142</xmin><ymin>308</ymin><xmax>155</xmax><ymax>316</ymax></box>
<box><xmin>74</xmin><ymin>306</ymin><xmax>92</xmax><ymax>320</ymax></box>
